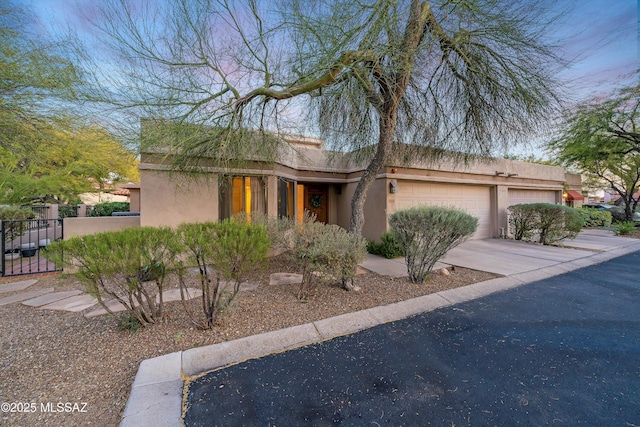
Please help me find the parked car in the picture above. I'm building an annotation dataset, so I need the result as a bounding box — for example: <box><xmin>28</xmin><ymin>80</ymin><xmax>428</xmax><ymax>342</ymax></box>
<box><xmin>582</xmin><ymin>204</ymin><xmax>613</xmax><ymax>210</ymax></box>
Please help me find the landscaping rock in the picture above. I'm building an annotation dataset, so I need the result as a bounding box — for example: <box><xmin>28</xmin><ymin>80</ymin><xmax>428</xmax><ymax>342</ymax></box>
<box><xmin>269</xmin><ymin>273</ymin><xmax>303</xmax><ymax>286</ymax></box>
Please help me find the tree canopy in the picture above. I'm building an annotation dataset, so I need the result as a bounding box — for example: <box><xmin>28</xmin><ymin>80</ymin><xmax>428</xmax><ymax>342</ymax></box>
<box><xmin>0</xmin><ymin>118</ymin><xmax>139</xmax><ymax>204</ymax></box>
<box><xmin>0</xmin><ymin>4</ymin><xmax>78</xmax><ymax>130</ymax></box>
<box><xmin>548</xmin><ymin>84</ymin><xmax>640</xmax><ymax>220</ymax></box>
<box><xmin>76</xmin><ymin>0</ymin><xmax>565</xmax><ymax>234</ymax></box>
<box><xmin>0</xmin><ymin>4</ymin><xmax>139</xmax><ymax>205</ymax></box>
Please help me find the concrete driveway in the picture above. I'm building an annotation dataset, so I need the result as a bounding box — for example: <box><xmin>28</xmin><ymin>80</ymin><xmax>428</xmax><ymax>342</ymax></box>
<box><xmin>361</xmin><ymin>229</ymin><xmax>640</xmax><ymax>277</ymax></box>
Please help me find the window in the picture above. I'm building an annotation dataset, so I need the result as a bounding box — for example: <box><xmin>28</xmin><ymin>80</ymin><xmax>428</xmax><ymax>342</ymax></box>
<box><xmin>219</xmin><ymin>176</ymin><xmax>267</xmax><ymax>220</ymax></box>
<box><xmin>278</xmin><ymin>178</ymin><xmax>295</xmax><ymax>219</ymax></box>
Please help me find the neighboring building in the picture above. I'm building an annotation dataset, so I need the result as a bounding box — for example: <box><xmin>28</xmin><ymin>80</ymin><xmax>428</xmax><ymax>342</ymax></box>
<box><xmin>563</xmin><ymin>173</ymin><xmax>585</xmax><ymax>208</ymax></box>
<box><xmin>139</xmin><ymin>134</ymin><xmax>579</xmax><ymax>241</ymax></box>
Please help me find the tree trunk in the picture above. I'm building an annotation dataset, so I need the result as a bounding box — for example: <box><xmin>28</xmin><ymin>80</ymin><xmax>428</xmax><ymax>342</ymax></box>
<box><xmin>348</xmin><ymin>0</ymin><xmax>427</xmax><ymax>236</ymax></box>
<box><xmin>349</xmin><ymin>114</ymin><xmax>397</xmax><ymax>236</ymax></box>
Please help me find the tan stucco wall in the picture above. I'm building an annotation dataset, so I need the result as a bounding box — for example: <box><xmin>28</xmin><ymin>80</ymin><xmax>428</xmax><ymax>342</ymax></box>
<box><xmin>140</xmin><ymin>170</ymin><xmax>218</xmax><ymax>228</ymax></box>
<box><xmin>63</xmin><ymin>217</ymin><xmax>140</xmax><ymax>239</ymax></box>
<box><xmin>337</xmin><ymin>181</ymin><xmax>357</xmax><ymax>231</ymax></box>
<box><xmin>129</xmin><ymin>188</ymin><xmax>141</xmax><ymax>212</ymax></box>
<box><xmin>138</xmin><ymin>134</ymin><xmax>577</xmax><ymax>240</ymax></box>
<box><xmin>361</xmin><ymin>178</ymin><xmax>389</xmax><ymax>241</ymax></box>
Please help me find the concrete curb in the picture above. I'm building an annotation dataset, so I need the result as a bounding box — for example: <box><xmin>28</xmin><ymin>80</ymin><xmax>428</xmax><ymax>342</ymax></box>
<box><xmin>119</xmin><ymin>241</ymin><xmax>640</xmax><ymax>427</ymax></box>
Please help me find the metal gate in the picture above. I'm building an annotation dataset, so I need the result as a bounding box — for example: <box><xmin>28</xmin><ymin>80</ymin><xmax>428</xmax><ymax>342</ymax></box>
<box><xmin>1</xmin><ymin>219</ymin><xmax>63</xmax><ymax>277</ymax></box>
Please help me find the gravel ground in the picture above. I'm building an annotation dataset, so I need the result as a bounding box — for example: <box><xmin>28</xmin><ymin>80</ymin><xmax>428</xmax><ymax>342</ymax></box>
<box><xmin>0</xmin><ymin>256</ymin><xmax>498</xmax><ymax>426</ymax></box>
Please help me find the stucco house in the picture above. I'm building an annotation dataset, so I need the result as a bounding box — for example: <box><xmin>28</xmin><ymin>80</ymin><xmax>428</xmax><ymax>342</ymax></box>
<box><xmin>138</xmin><ymin>131</ymin><xmax>581</xmax><ymax>241</ymax></box>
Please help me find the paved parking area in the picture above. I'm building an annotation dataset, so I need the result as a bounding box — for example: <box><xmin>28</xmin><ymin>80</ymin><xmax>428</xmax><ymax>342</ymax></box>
<box><xmin>184</xmin><ymin>250</ymin><xmax>640</xmax><ymax>426</ymax></box>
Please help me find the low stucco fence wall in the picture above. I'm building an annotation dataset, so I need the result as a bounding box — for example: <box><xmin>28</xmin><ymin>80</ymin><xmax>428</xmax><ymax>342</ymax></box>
<box><xmin>64</xmin><ymin>216</ymin><xmax>141</xmax><ymax>239</ymax></box>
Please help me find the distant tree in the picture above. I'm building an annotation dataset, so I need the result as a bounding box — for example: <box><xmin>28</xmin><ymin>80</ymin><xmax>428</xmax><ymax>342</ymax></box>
<box><xmin>0</xmin><ymin>4</ymin><xmax>78</xmax><ymax>137</ymax></box>
<box><xmin>0</xmin><ymin>119</ymin><xmax>139</xmax><ymax>204</ymax></box>
<box><xmin>77</xmin><ymin>0</ymin><xmax>565</xmax><ymax>236</ymax></box>
<box><xmin>548</xmin><ymin>84</ymin><xmax>640</xmax><ymax>221</ymax></box>
<box><xmin>502</xmin><ymin>154</ymin><xmax>558</xmax><ymax>166</ymax></box>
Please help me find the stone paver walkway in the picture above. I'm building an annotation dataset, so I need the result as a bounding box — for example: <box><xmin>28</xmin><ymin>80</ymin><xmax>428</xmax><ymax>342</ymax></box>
<box><xmin>0</xmin><ymin>287</ymin><xmax>54</xmax><ymax>306</ymax></box>
<box><xmin>40</xmin><ymin>294</ymin><xmax>98</xmax><ymax>312</ymax></box>
<box><xmin>0</xmin><ymin>279</ymin><xmax>38</xmax><ymax>294</ymax></box>
<box><xmin>22</xmin><ymin>290</ymin><xmax>82</xmax><ymax>307</ymax></box>
<box><xmin>0</xmin><ymin>278</ymin><xmax>261</xmax><ymax>316</ymax></box>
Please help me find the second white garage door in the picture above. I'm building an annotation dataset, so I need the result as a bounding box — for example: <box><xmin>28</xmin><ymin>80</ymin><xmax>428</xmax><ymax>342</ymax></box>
<box><xmin>507</xmin><ymin>189</ymin><xmax>558</xmax><ymax>207</ymax></box>
<box><xmin>395</xmin><ymin>181</ymin><xmax>493</xmax><ymax>239</ymax></box>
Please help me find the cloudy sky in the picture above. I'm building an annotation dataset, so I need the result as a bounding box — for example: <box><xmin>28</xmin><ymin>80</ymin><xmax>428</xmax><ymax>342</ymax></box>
<box><xmin>552</xmin><ymin>0</ymin><xmax>637</xmax><ymax>101</ymax></box>
<box><xmin>24</xmin><ymin>0</ymin><xmax>638</xmax><ymax>104</ymax></box>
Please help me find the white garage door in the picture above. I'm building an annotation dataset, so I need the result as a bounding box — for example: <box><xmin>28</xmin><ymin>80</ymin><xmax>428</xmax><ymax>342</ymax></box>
<box><xmin>507</xmin><ymin>189</ymin><xmax>558</xmax><ymax>207</ymax></box>
<box><xmin>396</xmin><ymin>181</ymin><xmax>493</xmax><ymax>239</ymax></box>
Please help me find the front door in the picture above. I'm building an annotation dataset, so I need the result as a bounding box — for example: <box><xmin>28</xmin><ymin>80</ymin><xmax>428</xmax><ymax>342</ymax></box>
<box><xmin>304</xmin><ymin>185</ymin><xmax>328</xmax><ymax>223</ymax></box>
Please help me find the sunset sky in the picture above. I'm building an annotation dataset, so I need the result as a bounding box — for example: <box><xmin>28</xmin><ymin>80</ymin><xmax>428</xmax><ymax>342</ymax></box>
<box><xmin>24</xmin><ymin>0</ymin><xmax>637</xmax><ymax>103</ymax></box>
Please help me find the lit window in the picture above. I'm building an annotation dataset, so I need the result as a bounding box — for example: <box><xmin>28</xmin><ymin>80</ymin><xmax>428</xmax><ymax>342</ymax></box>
<box><xmin>219</xmin><ymin>176</ymin><xmax>266</xmax><ymax>220</ymax></box>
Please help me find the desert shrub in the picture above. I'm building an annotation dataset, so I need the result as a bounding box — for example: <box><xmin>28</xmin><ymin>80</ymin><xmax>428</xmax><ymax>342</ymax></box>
<box><xmin>577</xmin><ymin>208</ymin><xmax>612</xmax><ymax>227</ymax></box>
<box><xmin>89</xmin><ymin>202</ymin><xmax>130</xmax><ymax>217</ymax></box>
<box><xmin>389</xmin><ymin>206</ymin><xmax>478</xmax><ymax>284</ymax></box>
<box><xmin>232</xmin><ymin>212</ymin><xmax>295</xmax><ymax>255</ymax></box>
<box><xmin>0</xmin><ymin>206</ymin><xmax>36</xmax><ymax>249</ymax></box>
<box><xmin>118</xmin><ymin>313</ymin><xmax>142</xmax><ymax>333</ymax></box>
<box><xmin>177</xmin><ymin>220</ymin><xmax>270</xmax><ymax>328</ymax></box>
<box><xmin>367</xmin><ymin>231</ymin><xmax>405</xmax><ymax>259</ymax></box>
<box><xmin>614</xmin><ymin>221</ymin><xmax>635</xmax><ymax>235</ymax></box>
<box><xmin>290</xmin><ymin>222</ymin><xmax>367</xmax><ymax>299</ymax></box>
<box><xmin>46</xmin><ymin>226</ymin><xmax>181</xmax><ymax>328</ymax></box>
<box><xmin>535</xmin><ymin>204</ymin><xmax>583</xmax><ymax>244</ymax></box>
<box><xmin>508</xmin><ymin>203</ymin><xmax>583</xmax><ymax>245</ymax></box>
<box><xmin>507</xmin><ymin>204</ymin><xmax>538</xmax><ymax>241</ymax></box>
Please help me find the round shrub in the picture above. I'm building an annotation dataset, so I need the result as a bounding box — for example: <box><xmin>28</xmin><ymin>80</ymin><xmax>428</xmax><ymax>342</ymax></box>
<box><xmin>290</xmin><ymin>222</ymin><xmax>367</xmax><ymax>298</ymax></box>
<box><xmin>89</xmin><ymin>202</ymin><xmax>131</xmax><ymax>217</ymax></box>
<box><xmin>577</xmin><ymin>208</ymin><xmax>612</xmax><ymax>228</ymax></box>
<box><xmin>389</xmin><ymin>206</ymin><xmax>478</xmax><ymax>283</ymax></box>
<box><xmin>508</xmin><ymin>203</ymin><xmax>583</xmax><ymax>245</ymax></box>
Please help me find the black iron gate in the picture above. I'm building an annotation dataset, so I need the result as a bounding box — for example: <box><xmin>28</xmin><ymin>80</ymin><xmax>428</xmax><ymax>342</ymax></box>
<box><xmin>1</xmin><ymin>219</ymin><xmax>63</xmax><ymax>277</ymax></box>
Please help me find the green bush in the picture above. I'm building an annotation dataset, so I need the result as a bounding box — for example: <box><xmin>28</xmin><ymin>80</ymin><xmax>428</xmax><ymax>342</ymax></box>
<box><xmin>177</xmin><ymin>220</ymin><xmax>270</xmax><ymax>328</ymax></box>
<box><xmin>508</xmin><ymin>203</ymin><xmax>583</xmax><ymax>245</ymax></box>
<box><xmin>58</xmin><ymin>205</ymin><xmax>78</xmax><ymax>218</ymax></box>
<box><xmin>614</xmin><ymin>221</ymin><xmax>635</xmax><ymax>235</ymax></box>
<box><xmin>290</xmin><ymin>222</ymin><xmax>367</xmax><ymax>299</ymax></box>
<box><xmin>577</xmin><ymin>208</ymin><xmax>612</xmax><ymax>227</ymax></box>
<box><xmin>506</xmin><ymin>204</ymin><xmax>538</xmax><ymax>241</ymax></box>
<box><xmin>389</xmin><ymin>206</ymin><xmax>478</xmax><ymax>284</ymax></box>
<box><xmin>46</xmin><ymin>227</ymin><xmax>181</xmax><ymax>328</ymax></box>
<box><xmin>367</xmin><ymin>231</ymin><xmax>405</xmax><ymax>259</ymax></box>
<box><xmin>232</xmin><ymin>212</ymin><xmax>295</xmax><ymax>254</ymax></box>
<box><xmin>89</xmin><ymin>202</ymin><xmax>130</xmax><ymax>217</ymax></box>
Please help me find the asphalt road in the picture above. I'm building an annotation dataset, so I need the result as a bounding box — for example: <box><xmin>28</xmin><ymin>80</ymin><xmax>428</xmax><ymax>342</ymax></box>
<box><xmin>184</xmin><ymin>250</ymin><xmax>640</xmax><ymax>426</ymax></box>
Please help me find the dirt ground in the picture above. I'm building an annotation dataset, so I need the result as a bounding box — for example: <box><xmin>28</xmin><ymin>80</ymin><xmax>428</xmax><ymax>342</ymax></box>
<box><xmin>0</xmin><ymin>255</ymin><xmax>498</xmax><ymax>426</ymax></box>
